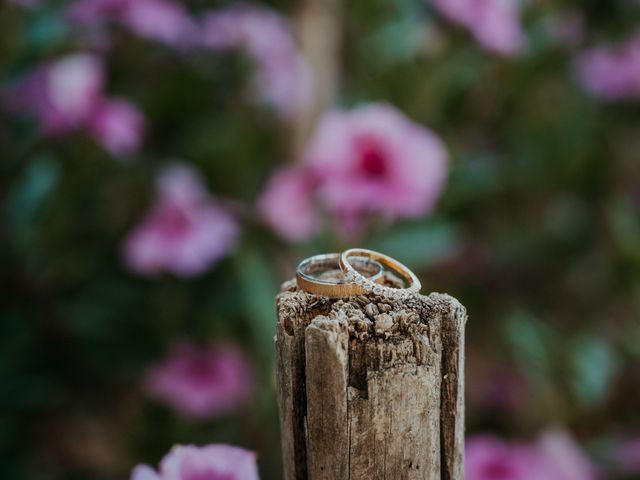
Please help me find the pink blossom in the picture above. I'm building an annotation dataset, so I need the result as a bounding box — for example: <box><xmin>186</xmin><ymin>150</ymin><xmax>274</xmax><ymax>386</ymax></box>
<box><xmin>536</xmin><ymin>430</ymin><xmax>595</xmax><ymax>480</ymax></box>
<box><xmin>144</xmin><ymin>341</ymin><xmax>252</xmax><ymax>419</ymax></box>
<box><xmin>88</xmin><ymin>98</ymin><xmax>145</xmax><ymax>155</ymax></box>
<box><xmin>131</xmin><ymin>444</ymin><xmax>259</xmax><ymax>480</ymax></box>
<box><xmin>121</xmin><ymin>0</ymin><xmax>198</xmax><ymax>48</ymax></box>
<box><xmin>201</xmin><ymin>5</ymin><xmax>310</xmax><ymax>118</ymax></box>
<box><xmin>123</xmin><ymin>165</ymin><xmax>238</xmax><ymax>277</ymax></box>
<box><xmin>616</xmin><ymin>437</ymin><xmax>640</xmax><ymax>474</ymax></box>
<box><xmin>303</xmin><ymin>103</ymin><xmax>447</xmax><ymax>226</ymax></box>
<box><xmin>466</xmin><ymin>432</ymin><xmax>595</xmax><ymax>480</ymax></box>
<box><xmin>8</xmin><ymin>53</ymin><xmax>104</xmax><ymax>135</ymax></box>
<box><xmin>466</xmin><ymin>436</ymin><xmax>550</xmax><ymax>480</ymax></box>
<box><xmin>576</xmin><ymin>33</ymin><xmax>640</xmax><ymax>100</ymax></box>
<box><xmin>257</xmin><ymin>167</ymin><xmax>318</xmax><ymax>242</ymax></box>
<box><xmin>68</xmin><ymin>0</ymin><xmax>197</xmax><ymax>48</ymax></box>
<box><xmin>6</xmin><ymin>53</ymin><xmax>145</xmax><ymax>155</ymax></box>
<box><xmin>67</xmin><ymin>0</ymin><xmax>128</xmax><ymax>23</ymax></box>
<box><xmin>431</xmin><ymin>0</ymin><xmax>526</xmax><ymax>55</ymax></box>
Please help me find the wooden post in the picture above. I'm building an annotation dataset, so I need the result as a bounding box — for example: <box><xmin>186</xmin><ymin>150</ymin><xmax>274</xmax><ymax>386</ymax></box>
<box><xmin>275</xmin><ymin>278</ymin><xmax>467</xmax><ymax>480</ymax></box>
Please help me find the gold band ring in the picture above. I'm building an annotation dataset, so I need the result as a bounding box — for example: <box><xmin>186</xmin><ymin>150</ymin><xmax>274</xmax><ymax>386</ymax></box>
<box><xmin>296</xmin><ymin>253</ymin><xmax>384</xmax><ymax>297</ymax></box>
<box><xmin>340</xmin><ymin>248</ymin><xmax>421</xmax><ymax>300</ymax></box>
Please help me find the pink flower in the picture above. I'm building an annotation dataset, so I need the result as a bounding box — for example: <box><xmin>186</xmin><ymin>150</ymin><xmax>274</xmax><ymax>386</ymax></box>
<box><xmin>303</xmin><ymin>103</ymin><xmax>447</xmax><ymax>226</ymax></box>
<box><xmin>6</xmin><ymin>53</ymin><xmax>145</xmax><ymax>155</ymax></box>
<box><xmin>68</xmin><ymin>0</ymin><xmax>197</xmax><ymax>48</ymax></box>
<box><xmin>576</xmin><ymin>33</ymin><xmax>640</xmax><ymax>100</ymax></box>
<box><xmin>466</xmin><ymin>432</ymin><xmax>595</xmax><ymax>480</ymax></box>
<box><xmin>431</xmin><ymin>0</ymin><xmax>526</xmax><ymax>55</ymax></box>
<box><xmin>67</xmin><ymin>0</ymin><xmax>128</xmax><ymax>24</ymax></box>
<box><xmin>466</xmin><ymin>436</ymin><xmax>549</xmax><ymax>480</ymax></box>
<box><xmin>616</xmin><ymin>437</ymin><xmax>640</xmax><ymax>474</ymax></box>
<box><xmin>131</xmin><ymin>444</ymin><xmax>259</xmax><ymax>480</ymax></box>
<box><xmin>9</xmin><ymin>53</ymin><xmax>104</xmax><ymax>135</ymax></box>
<box><xmin>144</xmin><ymin>341</ymin><xmax>253</xmax><ymax>419</ymax></box>
<box><xmin>88</xmin><ymin>98</ymin><xmax>145</xmax><ymax>155</ymax></box>
<box><xmin>123</xmin><ymin>165</ymin><xmax>238</xmax><ymax>277</ymax></box>
<box><xmin>257</xmin><ymin>167</ymin><xmax>318</xmax><ymax>242</ymax></box>
<box><xmin>259</xmin><ymin>104</ymin><xmax>447</xmax><ymax>239</ymax></box>
<box><xmin>121</xmin><ymin>0</ymin><xmax>197</xmax><ymax>48</ymax></box>
<box><xmin>536</xmin><ymin>430</ymin><xmax>595</xmax><ymax>480</ymax></box>
<box><xmin>201</xmin><ymin>5</ymin><xmax>310</xmax><ymax>118</ymax></box>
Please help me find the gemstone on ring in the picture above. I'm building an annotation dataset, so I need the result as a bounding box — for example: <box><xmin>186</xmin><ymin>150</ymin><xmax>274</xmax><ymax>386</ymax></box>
<box><xmin>339</xmin><ymin>248</ymin><xmax>421</xmax><ymax>298</ymax></box>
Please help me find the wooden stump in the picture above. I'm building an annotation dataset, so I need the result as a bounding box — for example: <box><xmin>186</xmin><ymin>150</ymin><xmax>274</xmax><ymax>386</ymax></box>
<box><xmin>275</xmin><ymin>277</ymin><xmax>467</xmax><ymax>480</ymax></box>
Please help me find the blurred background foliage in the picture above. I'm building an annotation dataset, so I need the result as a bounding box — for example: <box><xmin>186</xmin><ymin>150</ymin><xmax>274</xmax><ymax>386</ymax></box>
<box><xmin>2</xmin><ymin>0</ymin><xmax>640</xmax><ymax>478</ymax></box>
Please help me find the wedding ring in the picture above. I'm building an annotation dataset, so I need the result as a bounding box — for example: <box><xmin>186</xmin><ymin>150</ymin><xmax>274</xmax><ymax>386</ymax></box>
<box><xmin>296</xmin><ymin>253</ymin><xmax>384</xmax><ymax>297</ymax></box>
<box><xmin>339</xmin><ymin>248</ymin><xmax>421</xmax><ymax>300</ymax></box>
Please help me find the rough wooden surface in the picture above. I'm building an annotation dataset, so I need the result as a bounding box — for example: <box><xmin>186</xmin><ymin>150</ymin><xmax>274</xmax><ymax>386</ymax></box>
<box><xmin>275</xmin><ymin>276</ymin><xmax>467</xmax><ymax>480</ymax></box>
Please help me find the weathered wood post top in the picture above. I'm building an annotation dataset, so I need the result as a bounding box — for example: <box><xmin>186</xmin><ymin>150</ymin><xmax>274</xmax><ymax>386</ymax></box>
<box><xmin>275</xmin><ymin>271</ymin><xmax>467</xmax><ymax>480</ymax></box>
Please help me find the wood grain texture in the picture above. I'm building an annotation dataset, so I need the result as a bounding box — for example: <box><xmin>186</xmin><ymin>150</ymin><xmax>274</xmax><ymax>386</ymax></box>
<box><xmin>438</xmin><ymin>294</ymin><xmax>467</xmax><ymax>480</ymax></box>
<box><xmin>305</xmin><ymin>313</ymin><xmax>350</xmax><ymax>478</ymax></box>
<box><xmin>275</xmin><ymin>279</ymin><xmax>466</xmax><ymax>480</ymax></box>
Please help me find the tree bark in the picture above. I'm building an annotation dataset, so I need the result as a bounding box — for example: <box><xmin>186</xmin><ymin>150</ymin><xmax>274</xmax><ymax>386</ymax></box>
<box><xmin>275</xmin><ymin>279</ymin><xmax>467</xmax><ymax>480</ymax></box>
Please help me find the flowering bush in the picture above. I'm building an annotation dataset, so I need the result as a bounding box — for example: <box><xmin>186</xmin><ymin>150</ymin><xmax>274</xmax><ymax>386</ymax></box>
<box><xmin>2</xmin><ymin>0</ymin><xmax>640</xmax><ymax>478</ymax></box>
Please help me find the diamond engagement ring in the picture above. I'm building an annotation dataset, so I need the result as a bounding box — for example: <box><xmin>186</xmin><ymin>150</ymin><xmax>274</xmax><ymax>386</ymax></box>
<box><xmin>339</xmin><ymin>248</ymin><xmax>421</xmax><ymax>300</ymax></box>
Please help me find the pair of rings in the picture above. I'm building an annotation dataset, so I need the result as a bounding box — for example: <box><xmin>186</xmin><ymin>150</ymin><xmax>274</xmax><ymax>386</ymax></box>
<box><xmin>296</xmin><ymin>248</ymin><xmax>421</xmax><ymax>301</ymax></box>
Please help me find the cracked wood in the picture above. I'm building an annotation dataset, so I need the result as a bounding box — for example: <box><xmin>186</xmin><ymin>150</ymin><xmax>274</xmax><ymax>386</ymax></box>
<box><xmin>275</xmin><ymin>278</ymin><xmax>466</xmax><ymax>480</ymax></box>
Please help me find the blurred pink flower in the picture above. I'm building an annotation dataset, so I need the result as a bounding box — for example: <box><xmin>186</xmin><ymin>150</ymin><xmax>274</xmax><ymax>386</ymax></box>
<box><xmin>304</xmin><ymin>103</ymin><xmax>447</xmax><ymax>226</ymax></box>
<box><xmin>131</xmin><ymin>444</ymin><xmax>259</xmax><ymax>480</ymax></box>
<box><xmin>9</xmin><ymin>53</ymin><xmax>104</xmax><ymax>135</ymax></box>
<box><xmin>123</xmin><ymin>165</ymin><xmax>238</xmax><ymax>277</ymax></box>
<box><xmin>466</xmin><ymin>432</ymin><xmax>594</xmax><ymax>480</ymax></box>
<box><xmin>201</xmin><ymin>4</ymin><xmax>310</xmax><ymax>118</ymax></box>
<box><xmin>144</xmin><ymin>341</ymin><xmax>252</xmax><ymax>419</ymax></box>
<box><xmin>88</xmin><ymin>98</ymin><xmax>145</xmax><ymax>155</ymax></box>
<box><xmin>431</xmin><ymin>0</ymin><xmax>526</xmax><ymax>55</ymax></box>
<box><xmin>536</xmin><ymin>430</ymin><xmax>595</xmax><ymax>480</ymax></box>
<box><xmin>121</xmin><ymin>0</ymin><xmax>197</xmax><ymax>47</ymax></box>
<box><xmin>616</xmin><ymin>437</ymin><xmax>640</xmax><ymax>474</ymax></box>
<box><xmin>67</xmin><ymin>0</ymin><xmax>127</xmax><ymax>23</ymax></box>
<box><xmin>6</xmin><ymin>53</ymin><xmax>145</xmax><ymax>155</ymax></box>
<box><xmin>68</xmin><ymin>0</ymin><xmax>197</xmax><ymax>48</ymax></box>
<box><xmin>257</xmin><ymin>167</ymin><xmax>318</xmax><ymax>242</ymax></box>
<box><xmin>466</xmin><ymin>436</ymin><xmax>548</xmax><ymax>480</ymax></box>
<box><xmin>576</xmin><ymin>33</ymin><xmax>640</xmax><ymax>100</ymax></box>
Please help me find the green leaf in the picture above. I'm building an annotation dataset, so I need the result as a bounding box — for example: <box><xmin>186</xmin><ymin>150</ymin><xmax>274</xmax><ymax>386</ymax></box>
<box><xmin>608</xmin><ymin>199</ymin><xmax>640</xmax><ymax>266</ymax></box>
<box><xmin>233</xmin><ymin>248</ymin><xmax>279</xmax><ymax>356</ymax></box>
<box><xmin>24</xmin><ymin>6</ymin><xmax>68</xmax><ymax>48</ymax></box>
<box><xmin>570</xmin><ymin>336</ymin><xmax>617</xmax><ymax>407</ymax></box>
<box><xmin>504</xmin><ymin>311</ymin><xmax>554</xmax><ymax>378</ymax></box>
<box><xmin>369</xmin><ymin>220</ymin><xmax>460</xmax><ymax>268</ymax></box>
<box><xmin>6</xmin><ymin>155</ymin><xmax>59</xmax><ymax>244</ymax></box>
